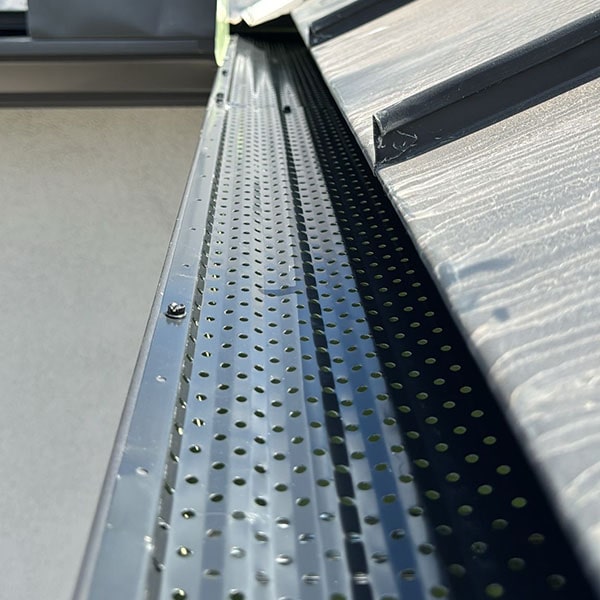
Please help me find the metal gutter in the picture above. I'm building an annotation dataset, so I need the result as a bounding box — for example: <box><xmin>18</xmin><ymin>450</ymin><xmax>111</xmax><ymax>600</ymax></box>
<box><xmin>76</xmin><ymin>35</ymin><xmax>597</xmax><ymax>600</ymax></box>
<box><xmin>0</xmin><ymin>38</ymin><xmax>216</xmax><ymax>105</ymax></box>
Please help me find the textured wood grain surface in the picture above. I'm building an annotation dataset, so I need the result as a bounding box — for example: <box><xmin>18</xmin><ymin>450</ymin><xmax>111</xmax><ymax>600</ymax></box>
<box><xmin>380</xmin><ymin>82</ymin><xmax>600</xmax><ymax>576</ymax></box>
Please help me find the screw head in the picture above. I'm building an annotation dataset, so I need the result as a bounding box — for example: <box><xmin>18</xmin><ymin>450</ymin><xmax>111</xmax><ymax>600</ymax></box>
<box><xmin>166</xmin><ymin>302</ymin><xmax>186</xmax><ymax>319</ymax></box>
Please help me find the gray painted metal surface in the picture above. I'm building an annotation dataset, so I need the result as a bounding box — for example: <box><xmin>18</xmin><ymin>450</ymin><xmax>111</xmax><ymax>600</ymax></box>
<box><xmin>293</xmin><ymin>0</ymin><xmax>600</xmax><ymax>590</ymax></box>
<box><xmin>0</xmin><ymin>105</ymin><xmax>204</xmax><ymax>600</ymax></box>
<box><xmin>27</xmin><ymin>0</ymin><xmax>215</xmax><ymax>39</ymax></box>
<box><xmin>78</xmin><ymin>35</ymin><xmax>597</xmax><ymax>600</ymax></box>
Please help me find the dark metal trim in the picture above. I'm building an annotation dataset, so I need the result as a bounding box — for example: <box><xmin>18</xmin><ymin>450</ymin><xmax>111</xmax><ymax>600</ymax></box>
<box><xmin>0</xmin><ymin>37</ymin><xmax>213</xmax><ymax>59</ymax></box>
<box><xmin>373</xmin><ymin>12</ymin><xmax>600</xmax><ymax>166</ymax></box>
<box><xmin>0</xmin><ymin>91</ymin><xmax>210</xmax><ymax>107</ymax></box>
<box><xmin>0</xmin><ymin>10</ymin><xmax>27</xmax><ymax>36</ymax></box>
<box><xmin>309</xmin><ymin>0</ymin><xmax>415</xmax><ymax>46</ymax></box>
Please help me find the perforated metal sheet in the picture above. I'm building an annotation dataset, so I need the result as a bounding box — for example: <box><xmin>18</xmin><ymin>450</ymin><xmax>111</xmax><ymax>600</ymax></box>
<box><xmin>151</xmin><ymin>39</ymin><xmax>442</xmax><ymax>600</ymax></box>
<box><xmin>78</xmin><ymin>37</ymin><xmax>597</xmax><ymax>600</ymax></box>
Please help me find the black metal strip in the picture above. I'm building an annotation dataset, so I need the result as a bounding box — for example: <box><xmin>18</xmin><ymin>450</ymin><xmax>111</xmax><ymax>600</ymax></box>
<box><xmin>0</xmin><ymin>10</ymin><xmax>26</xmax><ymax>36</ymax></box>
<box><xmin>309</xmin><ymin>0</ymin><xmax>415</xmax><ymax>46</ymax></box>
<box><xmin>0</xmin><ymin>91</ymin><xmax>209</xmax><ymax>107</ymax></box>
<box><xmin>0</xmin><ymin>38</ymin><xmax>213</xmax><ymax>58</ymax></box>
<box><xmin>373</xmin><ymin>13</ymin><xmax>600</xmax><ymax>166</ymax></box>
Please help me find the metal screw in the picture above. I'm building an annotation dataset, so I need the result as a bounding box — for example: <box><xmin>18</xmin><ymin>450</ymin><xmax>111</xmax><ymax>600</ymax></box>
<box><xmin>166</xmin><ymin>302</ymin><xmax>186</xmax><ymax>319</ymax></box>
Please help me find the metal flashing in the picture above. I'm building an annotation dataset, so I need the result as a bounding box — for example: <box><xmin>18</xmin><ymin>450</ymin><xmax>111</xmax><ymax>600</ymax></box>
<box><xmin>309</xmin><ymin>0</ymin><xmax>414</xmax><ymax>46</ymax></box>
<box><xmin>0</xmin><ymin>55</ymin><xmax>215</xmax><ymax>106</ymax></box>
<box><xmin>0</xmin><ymin>36</ymin><xmax>216</xmax><ymax>106</ymax></box>
<box><xmin>0</xmin><ymin>9</ymin><xmax>26</xmax><ymax>35</ymax></box>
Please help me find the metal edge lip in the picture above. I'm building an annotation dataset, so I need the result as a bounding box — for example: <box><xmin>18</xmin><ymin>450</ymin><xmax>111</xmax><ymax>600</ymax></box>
<box><xmin>0</xmin><ymin>37</ymin><xmax>214</xmax><ymax>58</ymax></box>
<box><xmin>0</xmin><ymin>58</ymin><xmax>216</xmax><ymax>90</ymax></box>
<box><xmin>309</xmin><ymin>0</ymin><xmax>414</xmax><ymax>46</ymax></box>
<box><xmin>72</xmin><ymin>36</ymin><xmax>237</xmax><ymax>600</ymax></box>
<box><xmin>0</xmin><ymin>92</ymin><xmax>211</xmax><ymax>107</ymax></box>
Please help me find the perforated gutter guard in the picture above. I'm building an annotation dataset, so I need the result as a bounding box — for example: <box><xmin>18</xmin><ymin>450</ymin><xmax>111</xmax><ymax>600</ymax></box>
<box><xmin>75</xmin><ymin>36</ymin><xmax>597</xmax><ymax>600</ymax></box>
